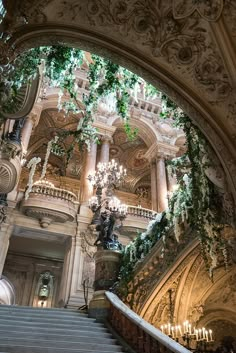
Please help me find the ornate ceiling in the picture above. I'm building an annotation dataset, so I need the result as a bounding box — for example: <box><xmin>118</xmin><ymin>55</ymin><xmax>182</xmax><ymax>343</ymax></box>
<box><xmin>3</xmin><ymin>0</ymin><xmax>236</xmax><ymax>201</ymax></box>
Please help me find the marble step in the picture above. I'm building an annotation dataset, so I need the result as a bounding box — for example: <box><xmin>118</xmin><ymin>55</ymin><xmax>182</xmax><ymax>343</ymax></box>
<box><xmin>0</xmin><ymin>305</ymin><xmax>81</xmax><ymax>313</ymax></box>
<box><xmin>0</xmin><ymin>310</ymin><xmax>96</xmax><ymax>322</ymax></box>
<box><xmin>0</xmin><ymin>338</ymin><xmax>123</xmax><ymax>352</ymax></box>
<box><xmin>0</xmin><ymin>307</ymin><xmax>89</xmax><ymax>319</ymax></box>
<box><xmin>0</xmin><ymin>344</ymin><xmax>122</xmax><ymax>353</ymax></box>
<box><xmin>0</xmin><ymin>330</ymin><xmax>116</xmax><ymax>344</ymax></box>
<box><xmin>0</xmin><ymin>318</ymin><xmax>108</xmax><ymax>331</ymax></box>
<box><xmin>0</xmin><ymin>323</ymin><xmax>112</xmax><ymax>337</ymax></box>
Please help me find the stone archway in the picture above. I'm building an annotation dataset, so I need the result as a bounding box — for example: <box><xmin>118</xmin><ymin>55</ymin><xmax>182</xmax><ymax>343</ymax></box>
<box><xmin>2</xmin><ymin>1</ymin><xmax>236</xmax><ymax>199</ymax></box>
<box><xmin>137</xmin><ymin>237</ymin><xmax>236</xmax><ymax>348</ymax></box>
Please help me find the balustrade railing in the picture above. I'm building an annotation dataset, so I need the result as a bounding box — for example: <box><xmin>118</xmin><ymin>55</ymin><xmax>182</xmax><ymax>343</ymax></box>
<box><xmin>0</xmin><ymin>1</ymin><xmax>6</xmax><ymax>23</ymax></box>
<box><xmin>30</xmin><ymin>184</ymin><xmax>77</xmax><ymax>203</ymax></box>
<box><xmin>106</xmin><ymin>291</ymin><xmax>190</xmax><ymax>353</ymax></box>
<box><xmin>127</xmin><ymin>205</ymin><xmax>157</xmax><ymax>220</ymax></box>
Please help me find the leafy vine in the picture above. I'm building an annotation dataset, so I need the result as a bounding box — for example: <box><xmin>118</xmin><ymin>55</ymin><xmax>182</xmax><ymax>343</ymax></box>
<box><xmin>118</xmin><ymin>114</ymin><xmax>228</xmax><ymax>290</ymax></box>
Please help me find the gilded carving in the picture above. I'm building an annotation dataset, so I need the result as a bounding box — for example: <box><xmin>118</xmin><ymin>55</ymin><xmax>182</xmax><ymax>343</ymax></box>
<box><xmin>85</xmin><ymin>0</ymin><xmax>231</xmax><ymax>102</ymax></box>
<box><xmin>173</xmin><ymin>0</ymin><xmax>224</xmax><ymax>22</ymax></box>
<box><xmin>81</xmin><ymin>229</ymin><xmax>97</xmax><ymax>258</ymax></box>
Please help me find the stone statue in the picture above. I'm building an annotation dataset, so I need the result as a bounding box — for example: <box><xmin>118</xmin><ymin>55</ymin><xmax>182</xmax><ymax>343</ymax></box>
<box><xmin>94</xmin><ymin>207</ymin><xmax>122</xmax><ymax>251</ymax></box>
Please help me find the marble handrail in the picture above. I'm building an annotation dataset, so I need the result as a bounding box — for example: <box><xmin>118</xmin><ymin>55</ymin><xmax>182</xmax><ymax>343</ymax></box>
<box><xmin>106</xmin><ymin>291</ymin><xmax>190</xmax><ymax>353</ymax></box>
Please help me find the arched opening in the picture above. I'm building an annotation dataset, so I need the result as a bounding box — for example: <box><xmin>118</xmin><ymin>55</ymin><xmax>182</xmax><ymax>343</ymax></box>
<box><xmin>0</xmin><ymin>6</ymin><xmax>236</xmax><ymax>349</ymax></box>
<box><xmin>3</xmin><ymin>24</ymin><xmax>236</xmax><ymax>200</ymax></box>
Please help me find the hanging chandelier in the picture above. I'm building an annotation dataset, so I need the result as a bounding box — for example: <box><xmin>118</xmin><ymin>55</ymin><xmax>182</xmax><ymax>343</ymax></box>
<box><xmin>88</xmin><ymin>159</ymin><xmax>127</xmax><ymax>195</ymax></box>
<box><xmin>160</xmin><ymin>320</ymin><xmax>214</xmax><ymax>351</ymax></box>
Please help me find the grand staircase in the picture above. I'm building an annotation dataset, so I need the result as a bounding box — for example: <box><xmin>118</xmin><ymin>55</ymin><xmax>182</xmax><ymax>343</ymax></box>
<box><xmin>0</xmin><ymin>305</ymin><xmax>125</xmax><ymax>353</ymax></box>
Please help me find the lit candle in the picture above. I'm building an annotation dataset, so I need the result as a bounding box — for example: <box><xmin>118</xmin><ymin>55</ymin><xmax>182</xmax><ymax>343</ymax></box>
<box><xmin>168</xmin><ymin>323</ymin><xmax>171</xmax><ymax>335</ymax></box>
<box><xmin>188</xmin><ymin>323</ymin><xmax>192</xmax><ymax>334</ymax></box>
<box><xmin>161</xmin><ymin>325</ymin><xmax>164</xmax><ymax>333</ymax></box>
<box><xmin>205</xmin><ymin>330</ymin><xmax>208</xmax><ymax>342</ymax></box>
<box><xmin>199</xmin><ymin>329</ymin><xmax>202</xmax><ymax>340</ymax></box>
<box><xmin>175</xmin><ymin>326</ymin><xmax>179</xmax><ymax>338</ymax></box>
<box><xmin>171</xmin><ymin>326</ymin><xmax>175</xmax><ymax>338</ymax></box>
<box><xmin>202</xmin><ymin>327</ymin><xmax>205</xmax><ymax>340</ymax></box>
<box><xmin>179</xmin><ymin>325</ymin><xmax>183</xmax><ymax>336</ymax></box>
<box><xmin>195</xmin><ymin>329</ymin><xmax>198</xmax><ymax>341</ymax></box>
<box><xmin>209</xmin><ymin>329</ymin><xmax>213</xmax><ymax>341</ymax></box>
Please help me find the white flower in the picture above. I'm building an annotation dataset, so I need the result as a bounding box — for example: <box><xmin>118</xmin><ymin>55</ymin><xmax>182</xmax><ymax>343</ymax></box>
<box><xmin>140</xmin><ymin>233</ymin><xmax>146</xmax><ymax>240</ymax></box>
<box><xmin>183</xmin><ymin>173</ymin><xmax>190</xmax><ymax>186</ymax></box>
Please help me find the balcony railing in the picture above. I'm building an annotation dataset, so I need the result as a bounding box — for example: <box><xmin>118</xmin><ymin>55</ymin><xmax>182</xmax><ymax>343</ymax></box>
<box><xmin>106</xmin><ymin>291</ymin><xmax>190</xmax><ymax>353</ymax></box>
<box><xmin>127</xmin><ymin>205</ymin><xmax>157</xmax><ymax>220</ymax></box>
<box><xmin>30</xmin><ymin>183</ymin><xmax>77</xmax><ymax>203</ymax></box>
<box><xmin>0</xmin><ymin>1</ymin><xmax>6</xmax><ymax>23</ymax></box>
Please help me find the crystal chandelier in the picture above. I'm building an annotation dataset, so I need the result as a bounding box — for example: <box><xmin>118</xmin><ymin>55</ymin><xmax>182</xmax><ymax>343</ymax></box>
<box><xmin>88</xmin><ymin>159</ymin><xmax>127</xmax><ymax>197</ymax></box>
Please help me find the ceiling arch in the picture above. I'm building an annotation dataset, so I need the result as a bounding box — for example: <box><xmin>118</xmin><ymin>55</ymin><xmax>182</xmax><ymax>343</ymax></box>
<box><xmin>3</xmin><ymin>1</ymin><xmax>236</xmax><ymax>200</ymax></box>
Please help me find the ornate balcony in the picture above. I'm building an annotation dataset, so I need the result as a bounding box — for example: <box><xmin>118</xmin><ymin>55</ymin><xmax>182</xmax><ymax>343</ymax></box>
<box><xmin>122</xmin><ymin>205</ymin><xmax>157</xmax><ymax>233</ymax></box>
<box><xmin>21</xmin><ymin>180</ymin><xmax>78</xmax><ymax>228</ymax></box>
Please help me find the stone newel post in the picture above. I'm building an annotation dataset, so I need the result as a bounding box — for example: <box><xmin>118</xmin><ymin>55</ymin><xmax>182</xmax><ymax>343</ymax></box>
<box><xmin>89</xmin><ymin>249</ymin><xmax>121</xmax><ymax>320</ymax></box>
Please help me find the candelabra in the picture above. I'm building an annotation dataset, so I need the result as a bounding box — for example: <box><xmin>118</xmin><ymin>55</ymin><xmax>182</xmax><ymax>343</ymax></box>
<box><xmin>160</xmin><ymin>321</ymin><xmax>214</xmax><ymax>352</ymax></box>
<box><xmin>88</xmin><ymin>160</ymin><xmax>127</xmax><ymax>250</ymax></box>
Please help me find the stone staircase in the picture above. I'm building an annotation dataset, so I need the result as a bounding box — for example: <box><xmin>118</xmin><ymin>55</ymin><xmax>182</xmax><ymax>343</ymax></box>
<box><xmin>0</xmin><ymin>305</ymin><xmax>125</xmax><ymax>353</ymax></box>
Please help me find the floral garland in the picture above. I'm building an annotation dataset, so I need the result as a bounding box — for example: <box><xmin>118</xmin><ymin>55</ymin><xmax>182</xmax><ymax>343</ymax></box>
<box><xmin>25</xmin><ymin>157</ymin><xmax>41</xmax><ymax>199</ymax></box>
<box><xmin>118</xmin><ymin>114</ymin><xmax>228</xmax><ymax>288</ymax></box>
<box><xmin>0</xmin><ymin>46</ymin><xmax>153</xmax><ymax>147</ymax></box>
<box><xmin>40</xmin><ymin>136</ymin><xmax>59</xmax><ymax>180</ymax></box>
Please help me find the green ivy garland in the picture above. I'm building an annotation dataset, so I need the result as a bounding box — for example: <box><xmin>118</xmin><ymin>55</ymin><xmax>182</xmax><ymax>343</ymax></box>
<box><xmin>0</xmin><ymin>46</ymin><xmax>145</xmax><ymax>146</ymax></box>
<box><xmin>0</xmin><ymin>44</ymin><xmax>228</xmax><ymax>282</ymax></box>
<box><xmin>118</xmin><ymin>113</ymin><xmax>228</xmax><ymax>289</ymax></box>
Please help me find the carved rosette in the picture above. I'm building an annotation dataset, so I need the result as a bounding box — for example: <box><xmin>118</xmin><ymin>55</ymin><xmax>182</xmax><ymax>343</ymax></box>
<box><xmin>0</xmin><ymin>139</ymin><xmax>22</xmax><ymax>193</ymax></box>
<box><xmin>172</xmin><ymin>0</ymin><xmax>224</xmax><ymax>21</ymax></box>
<box><xmin>0</xmin><ymin>160</ymin><xmax>17</xmax><ymax>194</ymax></box>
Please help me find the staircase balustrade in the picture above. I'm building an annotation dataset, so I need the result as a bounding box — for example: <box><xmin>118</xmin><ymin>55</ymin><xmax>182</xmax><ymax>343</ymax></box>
<box><xmin>106</xmin><ymin>291</ymin><xmax>190</xmax><ymax>353</ymax></box>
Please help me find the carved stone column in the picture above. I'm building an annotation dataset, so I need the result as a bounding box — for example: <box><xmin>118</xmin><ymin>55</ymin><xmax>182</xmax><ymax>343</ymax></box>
<box><xmin>57</xmin><ymin>236</ymin><xmax>75</xmax><ymax>307</ymax></box>
<box><xmin>89</xmin><ymin>249</ymin><xmax>121</xmax><ymax>320</ymax></box>
<box><xmin>21</xmin><ymin>114</ymin><xmax>37</xmax><ymax>154</ymax></box>
<box><xmin>156</xmin><ymin>156</ymin><xmax>168</xmax><ymax>212</ymax></box>
<box><xmin>99</xmin><ymin>136</ymin><xmax>111</xmax><ymax>164</ymax></box>
<box><xmin>150</xmin><ymin>160</ymin><xmax>158</xmax><ymax>211</ymax></box>
<box><xmin>79</xmin><ymin>141</ymin><xmax>98</xmax><ymax>204</ymax></box>
<box><xmin>0</xmin><ymin>217</ymin><xmax>13</xmax><ymax>276</ymax></box>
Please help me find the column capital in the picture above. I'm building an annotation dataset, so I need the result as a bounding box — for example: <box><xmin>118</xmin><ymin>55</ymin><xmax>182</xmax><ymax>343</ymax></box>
<box><xmin>27</xmin><ymin>113</ymin><xmax>38</xmax><ymax>127</ymax></box>
<box><xmin>100</xmin><ymin>134</ymin><xmax>113</xmax><ymax>144</ymax></box>
<box><xmin>93</xmin><ymin>121</ymin><xmax>116</xmax><ymax>139</ymax></box>
<box><xmin>145</xmin><ymin>142</ymin><xmax>179</xmax><ymax>162</ymax></box>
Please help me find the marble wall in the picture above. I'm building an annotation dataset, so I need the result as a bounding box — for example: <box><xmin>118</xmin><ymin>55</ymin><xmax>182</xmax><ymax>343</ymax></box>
<box><xmin>3</xmin><ymin>252</ymin><xmax>63</xmax><ymax>307</ymax></box>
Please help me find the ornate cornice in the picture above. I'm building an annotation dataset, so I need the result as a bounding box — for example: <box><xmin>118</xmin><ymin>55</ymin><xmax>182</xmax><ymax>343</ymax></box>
<box><xmin>145</xmin><ymin>142</ymin><xmax>179</xmax><ymax>162</ymax></box>
<box><xmin>93</xmin><ymin>121</ymin><xmax>116</xmax><ymax>138</ymax></box>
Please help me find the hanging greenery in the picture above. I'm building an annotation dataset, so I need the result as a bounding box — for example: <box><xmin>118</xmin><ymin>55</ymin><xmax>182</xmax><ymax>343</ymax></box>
<box><xmin>118</xmin><ymin>113</ymin><xmax>228</xmax><ymax>289</ymax></box>
<box><xmin>0</xmin><ymin>46</ymin><xmax>142</xmax><ymax>146</ymax></box>
<box><xmin>0</xmin><ymin>44</ymin><xmax>228</xmax><ymax>281</ymax></box>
